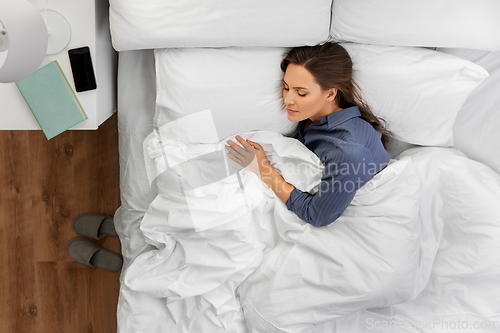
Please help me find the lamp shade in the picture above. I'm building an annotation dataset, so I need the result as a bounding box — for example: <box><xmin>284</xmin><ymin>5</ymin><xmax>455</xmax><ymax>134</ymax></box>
<box><xmin>0</xmin><ymin>0</ymin><xmax>48</xmax><ymax>83</ymax></box>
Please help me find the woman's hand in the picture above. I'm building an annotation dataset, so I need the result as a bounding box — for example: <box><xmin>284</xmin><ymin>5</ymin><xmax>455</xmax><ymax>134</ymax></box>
<box><xmin>225</xmin><ymin>135</ymin><xmax>295</xmax><ymax>204</ymax></box>
<box><xmin>225</xmin><ymin>135</ymin><xmax>271</xmax><ymax>177</ymax></box>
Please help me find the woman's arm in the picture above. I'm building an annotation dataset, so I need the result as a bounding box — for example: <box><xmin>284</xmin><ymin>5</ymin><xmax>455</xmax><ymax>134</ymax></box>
<box><xmin>254</xmin><ymin>159</ymin><xmax>295</xmax><ymax>204</ymax></box>
<box><xmin>225</xmin><ymin>135</ymin><xmax>295</xmax><ymax>204</ymax></box>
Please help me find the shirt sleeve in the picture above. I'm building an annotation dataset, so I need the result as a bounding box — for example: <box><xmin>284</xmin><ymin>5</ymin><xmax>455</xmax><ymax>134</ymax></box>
<box><xmin>285</xmin><ymin>144</ymin><xmax>377</xmax><ymax>227</ymax></box>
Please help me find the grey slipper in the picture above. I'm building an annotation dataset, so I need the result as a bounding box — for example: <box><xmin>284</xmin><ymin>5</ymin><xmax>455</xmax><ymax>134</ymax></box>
<box><xmin>67</xmin><ymin>238</ymin><xmax>123</xmax><ymax>272</ymax></box>
<box><xmin>73</xmin><ymin>213</ymin><xmax>118</xmax><ymax>240</ymax></box>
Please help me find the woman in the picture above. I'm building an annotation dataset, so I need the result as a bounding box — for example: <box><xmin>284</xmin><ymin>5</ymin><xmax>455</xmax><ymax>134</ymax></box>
<box><xmin>226</xmin><ymin>42</ymin><xmax>392</xmax><ymax>227</ymax></box>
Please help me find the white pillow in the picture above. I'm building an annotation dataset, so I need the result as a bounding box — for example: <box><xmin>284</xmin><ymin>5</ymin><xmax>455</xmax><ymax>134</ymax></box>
<box><xmin>331</xmin><ymin>0</ymin><xmax>500</xmax><ymax>51</ymax></box>
<box><xmin>110</xmin><ymin>0</ymin><xmax>331</xmax><ymax>51</ymax></box>
<box><xmin>154</xmin><ymin>47</ymin><xmax>296</xmax><ymax>141</ymax></box>
<box><xmin>438</xmin><ymin>48</ymin><xmax>500</xmax><ymax>175</ymax></box>
<box><xmin>155</xmin><ymin>45</ymin><xmax>488</xmax><ymax>147</ymax></box>
<box><xmin>342</xmin><ymin>43</ymin><xmax>489</xmax><ymax>146</ymax></box>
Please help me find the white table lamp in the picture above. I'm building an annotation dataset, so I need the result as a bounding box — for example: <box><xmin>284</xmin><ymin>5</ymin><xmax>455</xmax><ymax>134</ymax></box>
<box><xmin>0</xmin><ymin>0</ymin><xmax>48</xmax><ymax>83</ymax></box>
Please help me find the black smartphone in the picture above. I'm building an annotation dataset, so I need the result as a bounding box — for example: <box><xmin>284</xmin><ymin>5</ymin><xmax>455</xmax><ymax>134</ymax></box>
<box><xmin>68</xmin><ymin>46</ymin><xmax>97</xmax><ymax>92</ymax></box>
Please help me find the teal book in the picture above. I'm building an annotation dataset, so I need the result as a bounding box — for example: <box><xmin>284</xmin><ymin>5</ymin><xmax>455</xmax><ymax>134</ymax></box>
<box><xmin>15</xmin><ymin>61</ymin><xmax>87</xmax><ymax>140</ymax></box>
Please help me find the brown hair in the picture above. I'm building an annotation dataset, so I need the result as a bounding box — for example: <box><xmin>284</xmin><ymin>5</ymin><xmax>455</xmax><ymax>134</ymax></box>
<box><xmin>281</xmin><ymin>42</ymin><xmax>392</xmax><ymax>147</ymax></box>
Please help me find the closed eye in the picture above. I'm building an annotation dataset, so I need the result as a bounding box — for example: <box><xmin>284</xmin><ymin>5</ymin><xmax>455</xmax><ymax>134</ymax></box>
<box><xmin>283</xmin><ymin>81</ymin><xmax>306</xmax><ymax>96</ymax></box>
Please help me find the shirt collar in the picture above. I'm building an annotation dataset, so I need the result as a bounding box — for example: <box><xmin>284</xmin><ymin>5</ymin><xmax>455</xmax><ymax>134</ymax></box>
<box><xmin>319</xmin><ymin>106</ymin><xmax>361</xmax><ymax>129</ymax></box>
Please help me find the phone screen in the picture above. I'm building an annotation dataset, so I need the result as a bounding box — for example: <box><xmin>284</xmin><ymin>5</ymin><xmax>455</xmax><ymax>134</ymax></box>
<box><xmin>68</xmin><ymin>46</ymin><xmax>97</xmax><ymax>92</ymax></box>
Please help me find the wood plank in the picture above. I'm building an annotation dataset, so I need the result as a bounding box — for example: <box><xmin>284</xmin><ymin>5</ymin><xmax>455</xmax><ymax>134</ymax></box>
<box><xmin>31</xmin><ymin>129</ymin><xmax>76</xmax><ymax>263</ymax></box>
<box><xmin>0</xmin><ymin>131</ymin><xmax>38</xmax><ymax>333</ymax></box>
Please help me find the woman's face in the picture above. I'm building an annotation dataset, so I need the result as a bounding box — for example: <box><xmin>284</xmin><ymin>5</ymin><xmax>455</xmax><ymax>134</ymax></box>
<box><xmin>282</xmin><ymin>64</ymin><xmax>337</xmax><ymax>123</ymax></box>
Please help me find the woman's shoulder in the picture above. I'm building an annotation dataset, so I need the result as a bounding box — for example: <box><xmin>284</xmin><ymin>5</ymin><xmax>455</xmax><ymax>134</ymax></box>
<box><xmin>311</xmin><ymin>133</ymin><xmax>369</xmax><ymax>168</ymax></box>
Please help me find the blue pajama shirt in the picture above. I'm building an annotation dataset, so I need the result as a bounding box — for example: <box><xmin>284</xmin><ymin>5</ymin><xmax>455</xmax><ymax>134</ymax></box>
<box><xmin>285</xmin><ymin>106</ymin><xmax>391</xmax><ymax>227</ymax></box>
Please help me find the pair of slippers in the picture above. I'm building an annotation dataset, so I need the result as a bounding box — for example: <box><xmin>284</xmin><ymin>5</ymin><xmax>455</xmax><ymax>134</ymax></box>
<box><xmin>67</xmin><ymin>213</ymin><xmax>123</xmax><ymax>272</ymax></box>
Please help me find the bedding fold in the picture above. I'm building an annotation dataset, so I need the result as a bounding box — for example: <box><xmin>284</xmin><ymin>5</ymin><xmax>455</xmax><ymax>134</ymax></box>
<box><xmin>240</xmin><ymin>147</ymin><xmax>500</xmax><ymax>333</ymax></box>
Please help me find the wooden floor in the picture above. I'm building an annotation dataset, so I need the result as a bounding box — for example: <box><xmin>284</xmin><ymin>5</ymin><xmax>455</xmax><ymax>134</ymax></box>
<box><xmin>0</xmin><ymin>114</ymin><xmax>121</xmax><ymax>333</ymax></box>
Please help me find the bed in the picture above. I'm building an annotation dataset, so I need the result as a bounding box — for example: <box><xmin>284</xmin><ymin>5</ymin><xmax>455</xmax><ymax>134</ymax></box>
<box><xmin>109</xmin><ymin>1</ymin><xmax>500</xmax><ymax>332</ymax></box>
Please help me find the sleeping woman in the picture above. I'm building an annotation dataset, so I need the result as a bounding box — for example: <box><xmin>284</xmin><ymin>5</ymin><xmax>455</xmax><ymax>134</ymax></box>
<box><xmin>225</xmin><ymin>42</ymin><xmax>392</xmax><ymax>227</ymax></box>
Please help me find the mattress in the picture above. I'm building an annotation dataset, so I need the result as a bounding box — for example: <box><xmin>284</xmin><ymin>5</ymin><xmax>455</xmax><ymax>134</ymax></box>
<box><xmin>77</xmin><ymin>0</ymin><xmax>500</xmax><ymax>330</ymax></box>
<box><xmin>114</xmin><ymin>48</ymin><xmax>500</xmax><ymax>332</ymax></box>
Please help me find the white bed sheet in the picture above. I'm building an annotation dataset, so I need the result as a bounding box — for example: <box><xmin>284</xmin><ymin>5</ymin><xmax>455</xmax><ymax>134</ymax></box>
<box><xmin>113</xmin><ymin>50</ymin><xmax>170</xmax><ymax>332</ymax></box>
<box><xmin>114</xmin><ymin>50</ymin><xmax>157</xmax><ymax>265</ymax></box>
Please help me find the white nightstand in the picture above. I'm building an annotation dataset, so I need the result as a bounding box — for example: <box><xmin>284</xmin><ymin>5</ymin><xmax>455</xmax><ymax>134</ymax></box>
<box><xmin>0</xmin><ymin>0</ymin><xmax>117</xmax><ymax>130</ymax></box>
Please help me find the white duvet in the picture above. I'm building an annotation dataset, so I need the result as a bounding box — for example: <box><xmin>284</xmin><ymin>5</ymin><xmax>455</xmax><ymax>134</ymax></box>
<box><xmin>118</xmin><ymin>115</ymin><xmax>500</xmax><ymax>333</ymax></box>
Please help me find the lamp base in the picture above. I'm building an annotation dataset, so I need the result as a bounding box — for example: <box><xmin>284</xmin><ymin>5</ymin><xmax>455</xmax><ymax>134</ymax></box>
<box><xmin>43</xmin><ymin>10</ymin><xmax>71</xmax><ymax>55</ymax></box>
